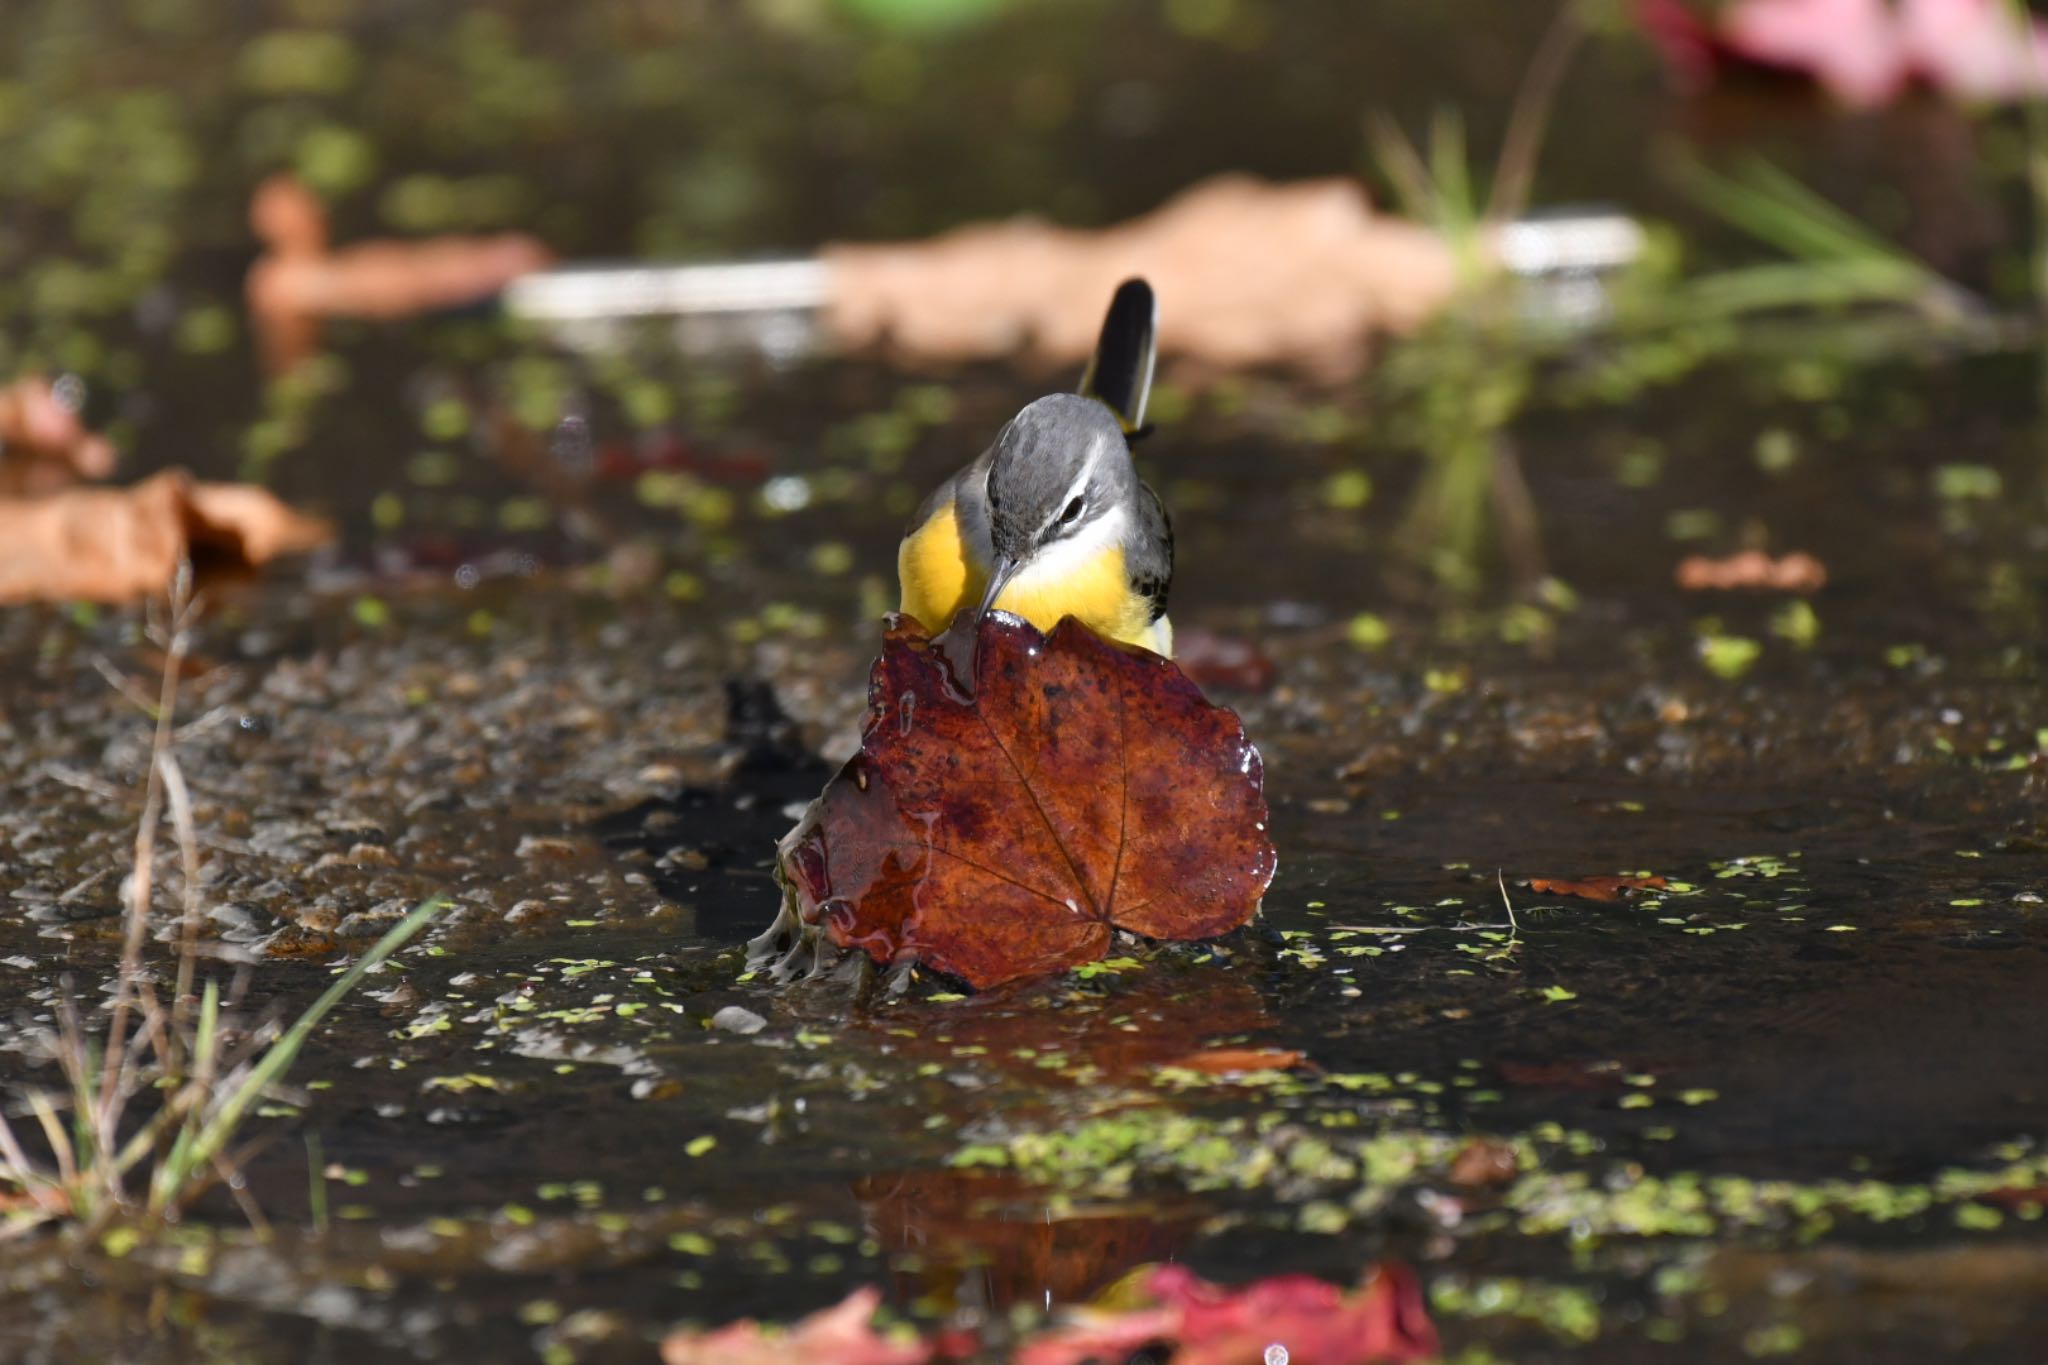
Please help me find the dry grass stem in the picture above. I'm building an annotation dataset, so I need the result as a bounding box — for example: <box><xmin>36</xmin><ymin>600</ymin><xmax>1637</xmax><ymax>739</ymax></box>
<box><xmin>0</xmin><ymin>560</ymin><xmax>442</xmax><ymax>1243</ymax></box>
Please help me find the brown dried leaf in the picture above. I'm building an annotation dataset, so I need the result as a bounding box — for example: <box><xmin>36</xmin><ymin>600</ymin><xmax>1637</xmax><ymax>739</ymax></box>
<box><xmin>824</xmin><ymin>175</ymin><xmax>1459</xmax><ymax>377</ymax></box>
<box><xmin>776</xmin><ymin>613</ymin><xmax>1276</xmax><ymax>990</ymax></box>
<box><xmin>247</xmin><ymin>175</ymin><xmax>552</xmax><ymax>372</ymax></box>
<box><xmin>0</xmin><ymin>469</ymin><xmax>331</xmax><ymax>605</ymax></box>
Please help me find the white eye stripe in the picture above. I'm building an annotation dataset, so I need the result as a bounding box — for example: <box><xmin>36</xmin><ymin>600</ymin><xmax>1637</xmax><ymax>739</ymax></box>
<box><xmin>1042</xmin><ymin>438</ymin><xmax>1103</xmax><ymax>537</ymax></box>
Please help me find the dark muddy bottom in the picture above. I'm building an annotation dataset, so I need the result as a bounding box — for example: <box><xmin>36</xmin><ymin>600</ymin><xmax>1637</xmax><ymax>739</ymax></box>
<box><xmin>1</xmin><ymin>339</ymin><xmax>2043</xmax><ymax>1363</ymax></box>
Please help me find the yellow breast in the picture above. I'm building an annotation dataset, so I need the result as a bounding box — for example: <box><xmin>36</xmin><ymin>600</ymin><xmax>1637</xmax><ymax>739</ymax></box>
<box><xmin>897</xmin><ymin>500</ymin><xmax>975</xmax><ymax>637</ymax></box>
<box><xmin>897</xmin><ymin>501</ymin><xmax>1169</xmax><ymax>653</ymax></box>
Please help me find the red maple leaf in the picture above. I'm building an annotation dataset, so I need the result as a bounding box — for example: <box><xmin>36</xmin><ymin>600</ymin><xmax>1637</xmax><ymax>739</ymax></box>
<box><xmin>773</xmin><ymin>613</ymin><xmax>1276</xmax><ymax>990</ymax></box>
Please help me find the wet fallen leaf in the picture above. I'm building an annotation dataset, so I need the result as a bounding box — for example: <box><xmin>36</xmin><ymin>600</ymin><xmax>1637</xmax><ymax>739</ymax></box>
<box><xmin>659</xmin><ymin>1286</ymin><xmax>933</xmax><ymax>1365</ymax></box>
<box><xmin>1017</xmin><ymin>1262</ymin><xmax>1438</xmax><ymax>1365</ymax></box>
<box><xmin>0</xmin><ymin>470</ymin><xmax>331</xmax><ymax>605</ymax></box>
<box><xmin>1675</xmin><ymin>549</ymin><xmax>1827</xmax><ymax>593</ymax></box>
<box><xmin>1528</xmin><ymin>874</ymin><xmax>1668</xmax><ymax>903</ymax></box>
<box><xmin>247</xmin><ymin>176</ymin><xmax>552</xmax><ymax>372</ymax></box>
<box><xmin>765</xmin><ymin>612</ymin><xmax>1275</xmax><ymax>990</ymax></box>
<box><xmin>825</xmin><ymin>175</ymin><xmax>1459</xmax><ymax>377</ymax></box>
<box><xmin>1160</xmin><ymin>1047</ymin><xmax>1305</xmax><ymax>1076</ymax></box>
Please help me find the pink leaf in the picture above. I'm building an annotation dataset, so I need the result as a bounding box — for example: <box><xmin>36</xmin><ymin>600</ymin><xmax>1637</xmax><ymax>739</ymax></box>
<box><xmin>1017</xmin><ymin>1263</ymin><xmax>1438</xmax><ymax>1365</ymax></box>
<box><xmin>660</xmin><ymin>1287</ymin><xmax>933</xmax><ymax>1365</ymax></box>
<box><xmin>1722</xmin><ymin>0</ymin><xmax>1909</xmax><ymax>106</ymax></box>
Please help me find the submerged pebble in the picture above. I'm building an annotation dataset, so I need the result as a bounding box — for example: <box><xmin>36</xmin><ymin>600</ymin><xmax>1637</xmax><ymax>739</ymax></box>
<box><xmin>711</xmin><ymin>1005</ymin><xmax>768</xmax><ymax>1035</ymax></box>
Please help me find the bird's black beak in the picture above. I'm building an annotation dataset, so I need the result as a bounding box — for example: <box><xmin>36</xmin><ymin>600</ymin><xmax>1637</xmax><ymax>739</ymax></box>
<box><xmin>960</xmin><ymin>555</ymin><xmax>1019</xmax><ymax>692</ymax></box>
<box><xmin>974</xmin><ymin>555</ymin><xmax>1019</xmax><ymax>638</ymax></box>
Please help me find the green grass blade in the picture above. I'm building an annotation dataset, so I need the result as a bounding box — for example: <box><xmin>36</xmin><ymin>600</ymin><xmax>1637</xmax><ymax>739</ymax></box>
<box><xmin>162</xmin><ymin>898</ymin><xmax>444</xmax><ymax>1214</ymax></box>
<box><xmin>1674</xmin><ymin>259</ymin><xmax>1933</xmax><ymax>319</ymax></box>
<box><xmin>305</xmin><ymin>1132</ymin><xmax>328</xmax><ymax>1236</ymax></box>
<box><xmin>1675</xmin><ymin>155</ymin><xmax>1918</xmax><ymax>269</ymax></box>
<box><xmin>1368</xmin><ymin>113</ymin><xmax>1439</xmax><ymax>226</ymax></box>
<box><xmin>1429</xmin><ymin>107</ymin><xmax>1477</xmax><ymax>241</ymax></box>
<box><xmin>149</xmin><ymin>979</ymin><xmax>221</xmax><ymax>1212</ymax></box>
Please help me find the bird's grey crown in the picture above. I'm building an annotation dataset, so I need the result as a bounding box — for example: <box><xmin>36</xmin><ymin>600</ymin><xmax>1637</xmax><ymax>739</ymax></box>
<box><xmin>983</xmin><ymin>393</ymin><xmax>1133</xmax><ymax>560</ymax></box>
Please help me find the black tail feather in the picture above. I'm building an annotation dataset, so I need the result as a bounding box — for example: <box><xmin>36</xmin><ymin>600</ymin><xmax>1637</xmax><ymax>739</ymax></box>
<box><xmin>1078</xmin><ymin>277</ymin><xmax>1157</xmax><ymax>434</ymax></box>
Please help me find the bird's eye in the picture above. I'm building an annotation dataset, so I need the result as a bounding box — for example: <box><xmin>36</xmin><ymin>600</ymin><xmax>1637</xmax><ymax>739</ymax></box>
<box><xmin>1057</xmin><ymin>497</ymin><xmax>1084</xmax><ymax>526</ymax></box>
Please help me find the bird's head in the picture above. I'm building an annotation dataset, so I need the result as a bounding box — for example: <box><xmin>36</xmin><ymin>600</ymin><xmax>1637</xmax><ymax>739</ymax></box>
<box><xmin>977</xmin><ymin>393</ymin><xmax>1133</xmax><ymax>621</ymax></box>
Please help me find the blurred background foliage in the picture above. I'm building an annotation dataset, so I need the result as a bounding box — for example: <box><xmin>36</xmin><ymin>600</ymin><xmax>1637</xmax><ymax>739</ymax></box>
<box><xmin>1</xmin><ymin>0</ymin><xmax>2043</xmax><ymax>605</ymax></box>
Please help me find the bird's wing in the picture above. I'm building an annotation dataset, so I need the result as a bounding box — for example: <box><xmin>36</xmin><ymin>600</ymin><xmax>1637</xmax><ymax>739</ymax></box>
<box><xmin>1128</xmin><ymin>480</ymin><xmax>1173</xmax><ymax>624</ymax></box>
<box><xmin>1077</xmin><ymin>278</ymin><xmax>1157</xmax><ymax>435</ymax></box>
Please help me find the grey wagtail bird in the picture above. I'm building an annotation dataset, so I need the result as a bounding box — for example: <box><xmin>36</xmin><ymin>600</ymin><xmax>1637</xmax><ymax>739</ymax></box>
<box><xmin>897</xmin><ymin>278</ymin><xmax>1174</xmax><ymax>656</ymax></box>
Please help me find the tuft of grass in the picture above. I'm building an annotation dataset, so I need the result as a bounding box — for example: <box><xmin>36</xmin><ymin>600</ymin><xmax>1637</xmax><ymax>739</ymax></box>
<box><xmin>0</xmin><ymin>565</ymin><xmax>442</xmax><ymax>1240</ymax></box>
<box><xmin>1368</xmin><ymin>0</ymin><xmax>1588</xmax><ymax>281</ymax></box>
<box><xmin>1671</xmin><ymin>154</ymin><xmax>1976</xmax><ymax>324</ymax></box>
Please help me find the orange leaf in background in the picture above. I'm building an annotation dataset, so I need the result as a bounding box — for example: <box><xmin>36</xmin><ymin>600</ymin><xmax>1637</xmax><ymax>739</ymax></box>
<box><xmin>1675</xmin><ymin>549</ymin><xmax>1827</xmax><ymax>592</ymax></box>
<box><xmin>1528</xmin><ymin>874</ymin><xmax>1667</xmax><ymax>903</ymax></box>
<box><xmin>772</xmin><ymin>613</ymin><xmax>1276</xmax><ymax>990</ymax></box>
<box><xmin>659</xmin><ymin>1287</ymin><xmax>933</xmax><ymax>1365</ymax></box>
<box><xmin>1447</xmin><ymin>1138</ymin><xmax>1520</xmax><ymax>1189</ymax></box>
<box><xmin>0</xmin><ymin>377</ymin><xmax>115</xmax><ymax>496</ymax></box>
<box><xmin>247</xmin><ymin>175</ymin><xmax>553</xmax><ymax>373</ymax></box>
<box><xmin>1161</xmin><ymin>1047</ymin><xmax>1305</xmax><ymax>1077</ymax></box>
<box><xmin>825</xmin><ymin>174</ymin><xmax>1459</xmax><ymax>378</ymax></box>
<box><xmin>0</xmin><ymin>469</ymin><xmax>331</xmax><ymax>605</ymax></box>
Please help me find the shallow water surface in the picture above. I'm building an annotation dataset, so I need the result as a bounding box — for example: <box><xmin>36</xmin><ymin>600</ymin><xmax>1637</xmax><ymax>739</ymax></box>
<box><xmin>1</xmin><ymin>1</ymin><xmax>2046</xmax><ymax>1361</ymax></box>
